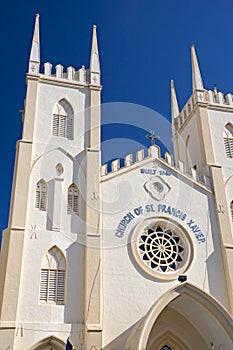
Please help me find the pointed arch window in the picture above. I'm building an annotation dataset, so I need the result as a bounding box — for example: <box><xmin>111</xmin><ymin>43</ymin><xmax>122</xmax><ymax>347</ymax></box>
<box><xmin>231</xmin><ymin>201</ymin><xmax>233</xmax><ymax>222</ymax></box>
<box><xmin>35</xmin><ymin>179</ymin><xmax>47</xmax><ymax>211</ymax></box>
<box><xmin>223</xmin><ymin>123</ymin><xmax>233</xmax><ymax>158</ymax></box>
<box><xmin>161</xmin><ymin>347</ymin><xmax>172</xmax><ymax>350</ymax></box>
<box><xmin>52</xmin><ymin>99</ymin><xmax>73</xmax><ymax>140</ymax></box>
<box><xmin>67</xmin><ymin>183</ymin><xmax>79</xmax><ymax>215</ymax></box>
<box><xmin>39</xmin><ymin>246</ymin><xmax>66</xmax><ymax>304</ymax></box>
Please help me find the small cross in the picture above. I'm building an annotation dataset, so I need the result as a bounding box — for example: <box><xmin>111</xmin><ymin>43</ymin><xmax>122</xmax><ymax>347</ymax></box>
<box><xmin>146</xmin><ymin>130</ymin><xmax>159</xmax><ymax>145</ymax></box>
<box><xmin>93</xmin><ymin>75</ymin><xmax>97</xmax><ymax>83</ymax></box>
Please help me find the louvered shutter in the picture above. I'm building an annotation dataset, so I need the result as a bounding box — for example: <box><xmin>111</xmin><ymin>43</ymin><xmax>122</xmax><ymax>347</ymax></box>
<box><xmin>35</xmin><ymin>180</ymin><xmax>47</xmax><ymax>211</ymax></box>
<box><xmin>230</xmin><ymin>138</ymin><xmax>233</xmax><ymax>157</ymax></box>
<box><xmin>57</xmin><ymin>270</ymin><xmax>65</xmax><ymax>303</ymax></box>
<box><xmin>59</xmin><ymin>115</ymin><xmax>66</xmax><ymax>137</ymax></box>
<box><xmin>67</xmin><ymin>185</ymin><xmax>79</xmax><ymax>214</ymax></box>
<box><xmin>35</xmin><ymin>189</ymin><xmax>40</xmax><ymax>209</ymax></box>
<box><xmin>39</xmin><ymin>248</ymin><xmax>66</xmax><ymax>304</ymax></box>
<box><xmin>52</xmin><ymin>115</ymin><xmax>59</xmax><ymax>136</ymax></box>
<box><xmin>40</xmin><ymin>269</ymin><xmax>48</xmax><ymax>301</ymax></box>
<box><xmin>73</xmin><ymin>193</ymin><xmax>78</xmax><ymax>214</ymax></box>
<box><xmin>40</xmin><ymin>190</ymin><xmax>46</xmax><ymax>210</ymax></box>
<box><xmin>67</xmin><ymin>192</ymin><xmax>73</xmax><ymax>214</ymax></box>
<box><xmin>67</xmin><ymin>116</ymin><xmax>73</xmax><ymax>140</ymax></box>
<box><xmin>48</xmin><ymin>269</ymin><xmax>57</xmax><ymax>302</ymax></box>
<box><xmin>224</xmin><ymin>138</ymin><xmax>232</xmax><ymax>158</ymax></box>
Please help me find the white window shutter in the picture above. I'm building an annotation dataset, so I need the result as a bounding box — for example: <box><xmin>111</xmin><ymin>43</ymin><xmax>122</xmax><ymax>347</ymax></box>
<box><xmin>57</xmin><ymin>270</ymin><xmax>65</xmax><ymax>303</ymax></box>
<box><xmin>67</xmin><ymin>184</ymin><xmax>79</xmax><ymax>215</ymax></box>
<box><xmin>39</xmin><ymin>248</ymin><xmax>66</xmax><ymax>304</ymax></box>
<box><xmin>39</xmin><ymin>269</ymin><xmax>49</xmax><ymax>302</ymax></box>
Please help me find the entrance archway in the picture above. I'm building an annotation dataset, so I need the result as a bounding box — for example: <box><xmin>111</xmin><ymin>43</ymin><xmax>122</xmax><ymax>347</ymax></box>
<box><xmin>153</xmin><ymin>331</ymin><xmax>189</xmax><ymax>350</ymax></box>
<box><xmin>29</xmin><ymin>335</ymin><xmax>65</xmax><ymax>350</ymax></box>
<box><xmin>125</xmin><ymin>283</ymin><xmax>233</xmax><ymax>350</ymax></box>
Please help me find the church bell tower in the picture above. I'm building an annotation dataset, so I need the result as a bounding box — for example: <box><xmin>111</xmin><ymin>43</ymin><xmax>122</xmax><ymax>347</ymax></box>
<box><xmin>171</xmin><ymin>45</ymin><xmax>233</xmax><ymax>312</ymax></box>
<box><xmin>0</xmin><ymin>14</ymin><xmax>102</xmax><ymax>350</ymax></box>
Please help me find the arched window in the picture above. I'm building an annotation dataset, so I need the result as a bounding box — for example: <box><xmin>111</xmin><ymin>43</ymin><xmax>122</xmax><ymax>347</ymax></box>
<box><xmin>52</xmin><ymin>99</ymin><xmax>73</xmax><ymax>140</ymax></box>
<box><xmin>39</xmin><ymin>246</ymin><xmax>66</xmax><ymax>304</ymax></box>
<box><xmin>161</xmin><ymin>346</ymin><xmax>172</xmax><ymax>350</ymax></box>
<box><xmin>223</xmin><ymin>123</ymin><xmax>233</xmax><ymax>158</ymax></box>
<box><xmin>35</xmin><ymin>179</ymin><xmax>47</xmax><ymax>211</ymax></box>
<box><xmin>231</xmin><ymin>201</ymin><xmax>233</xmax><ymax>222</ymax></box>
<box><xmin>67</xmin><ymin>183</ymin><xmax>79</xmax><ymax>215</ymax></box>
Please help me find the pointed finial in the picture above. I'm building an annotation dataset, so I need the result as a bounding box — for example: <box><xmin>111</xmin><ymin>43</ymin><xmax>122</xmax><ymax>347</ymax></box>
<box><xmin>191</xmin><ymin>45</ymin><xmax>204</xmax><ymax>91</ymax></box>
<box><xmin>28</xmin><ymin>13</ymin><xmax>40</xmax><ymax>74</ymax></box>
<box><xmin>90</xmin><ymin>25</ymin><xmax>100</xmax><ymax>85</ymax></box>
<box><xmin>171</xmin><ymin>80</ymin><xmax>180</xmax><ymax>120</ymax></box>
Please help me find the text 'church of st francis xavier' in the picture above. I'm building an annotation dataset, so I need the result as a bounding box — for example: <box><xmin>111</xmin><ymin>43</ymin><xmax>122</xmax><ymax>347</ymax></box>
<box><xmin>0</xmin><ymin>14</ymin><xmax>233</xmax><ymax>350</ymax></box>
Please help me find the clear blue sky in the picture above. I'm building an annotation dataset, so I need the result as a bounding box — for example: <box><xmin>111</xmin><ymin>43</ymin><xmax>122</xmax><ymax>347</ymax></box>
<box><xmin>1</xmin><ymin>0</ymin><xmax>233</xmax><ymax>237</ymax></box>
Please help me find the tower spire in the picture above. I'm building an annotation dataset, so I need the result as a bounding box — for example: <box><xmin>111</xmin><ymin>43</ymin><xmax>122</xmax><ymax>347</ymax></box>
<box><xmin>28</xmin><ymin>13</ymin><xmax>40</xmax><ymax>75</ymax></box>
<box><xmin>191</xmin><ymin>45</ymin><xmax>204</xmax><ymax>91</ymax></box>
<box><xmin>90</xmin><ymin>25</ymin><xmax>100</xmax><ymax>85</ymax></box>
<box><xmin>171</xmin><ymin>80</ymin><xmax>180</xmax><ymax>121</ymax></box>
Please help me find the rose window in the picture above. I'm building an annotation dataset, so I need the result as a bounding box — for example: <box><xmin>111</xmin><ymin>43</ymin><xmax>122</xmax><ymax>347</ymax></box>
<box><xmin>132</xmin><ymin>219</ymin><xmax>193</xmax><ymax>280</ymax></box>
<box><xmin>138</xmin><ymin>226</ymin><xmax>184</xmax><ymax>272</ymax></box>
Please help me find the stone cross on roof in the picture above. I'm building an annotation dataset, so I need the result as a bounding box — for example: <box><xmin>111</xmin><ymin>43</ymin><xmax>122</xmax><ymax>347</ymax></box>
<box><xmin>146</xmin><ymin>130</ymin><xmax>159</xmax><ymax>145</ymax></box>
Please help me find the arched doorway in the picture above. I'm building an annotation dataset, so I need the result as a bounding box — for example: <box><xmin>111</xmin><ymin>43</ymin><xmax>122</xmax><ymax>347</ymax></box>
<box><xmin>154</xmin><ymin>331</ymin><xmax>188</xmax><ymax>350</ymax></box>
<box><xmin>146</xmin><ymin>306</ymin><xmax>205</xmax><ymax>349</ymax></box>
<box><xmin>125</xmin><ymin>283</ymin><xmax>233</xmax><ymax>350</ymax></box>
<box><xmin>29</xmin><ymin>336</ymin><xmax>65</xmax><ymax>350</ymax></box>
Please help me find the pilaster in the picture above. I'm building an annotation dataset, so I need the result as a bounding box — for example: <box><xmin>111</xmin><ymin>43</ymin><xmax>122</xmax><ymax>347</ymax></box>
<box><xmin>89</xmin><ymin>89</ymin><xmax>101</xmax><ymax>149</ymax></box>
<box><xmin>196</xmin><ymin>107</ymin><xmax>215</xmax><ymax>168</ymax></box>
<box><xmin>51</xmin><ymin>178</ymin><xmax>64</xmax><ymax>231</ymax></box>
<box><xmin>8</xmin><ymin>141</ymin><xmax>32</xmax><ymax>229</ymax></box>
<box><xmin>84</xmin><ymin>147</ymin><xmax>102</xmax><ymax>348</ymax></box>
<box><xmin>22</xmin><ymin>77</ymin><xmax>39</xmax><ymax>142</ymax></box>
<box><xmin>210</xmin><ymin>166</ymin><xmax>233</xmax><ymax>313</ymax></box>
<box><xmin>0</xmin><ymin>228</ymin><xmax>25</xmax><ymax>322</ymax></box>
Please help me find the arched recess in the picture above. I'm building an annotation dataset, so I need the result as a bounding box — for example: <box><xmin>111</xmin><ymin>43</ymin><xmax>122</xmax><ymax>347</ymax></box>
<box><xmin>31</xmin><ymin>147</ymin><xmax>78</xmax><ymax>171</ymax></box>
<box><xmin>125</xmin><ymin>283</ymin><xmax>233</xmax><ymax>350</ymax></box>
<box><xmin>29</xmin><ymin>335</ymin><xmax>65</xmax><ymax>350</ymax></box>
<box><xmin>223</xmin><ymin>123</ymin><xmax>233</xmax><ymax>158</ymax></box>
<box><xmin>39</xmin><ymin>246</ymin><xmax>66</xmax><ymax>304</ymax></box>
<box><xmin>155</xmin><ymin>331</ymin><xmax>188</xmax><ymax>350</ymax></box>
<box><xmin>52</xmin><ymin>99</ymin><xmax>74</xmax><ymax>140</ymax></box>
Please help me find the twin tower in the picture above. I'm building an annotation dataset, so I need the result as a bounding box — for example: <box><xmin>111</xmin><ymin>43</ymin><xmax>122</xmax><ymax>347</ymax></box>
<box><xmin>0</xmin><ymin>13</ymin><xmax>233</xmax><ymax>350</ymax></box>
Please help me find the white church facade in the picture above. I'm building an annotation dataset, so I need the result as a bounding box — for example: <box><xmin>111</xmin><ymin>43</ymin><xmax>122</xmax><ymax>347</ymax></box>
<box><xmin>0</xmin><ymin>14</ymin><xmax>233</xmax><ymax>350</ymax></box>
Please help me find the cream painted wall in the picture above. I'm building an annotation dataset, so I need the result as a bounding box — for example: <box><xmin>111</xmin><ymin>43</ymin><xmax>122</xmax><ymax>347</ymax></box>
<box><xmin>1</xmin><ymin>25</ymin><xmax>233</xmax><ymax>348</ymax></box>
<box><xmin>208</xmin><ymin>109</ymin><xmax>233</xmax><ymax>168</ymax></box>
<box><xmin>101</xmin><ymin>158</ymin><xmax>229</xmax><ymax>348</ymax></box>
<box><xmin>175</xmin><ymin>114</ymin><xmax>203</xmax><ymax>173</ymax></box>
<box><xmin>32</xmin><ymin>81</ymin><xmax>89</xmax><ymax>160</ymax></box>
<box><xmin>0</xmin><ymin>69</ymin><xmax>94</xmax><ymax>348</ymax></box>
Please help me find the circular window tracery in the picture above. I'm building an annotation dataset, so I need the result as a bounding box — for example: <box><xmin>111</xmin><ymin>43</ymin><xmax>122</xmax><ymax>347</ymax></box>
<box><xmin>138</xmin><ymin>226</ymin><xmax>184</xmax><ymax>273</ymax></box>
<box><xmin>131</xmin><ymin>218</ymin><xmax>193</xmax><ymax>280</ymax></box>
